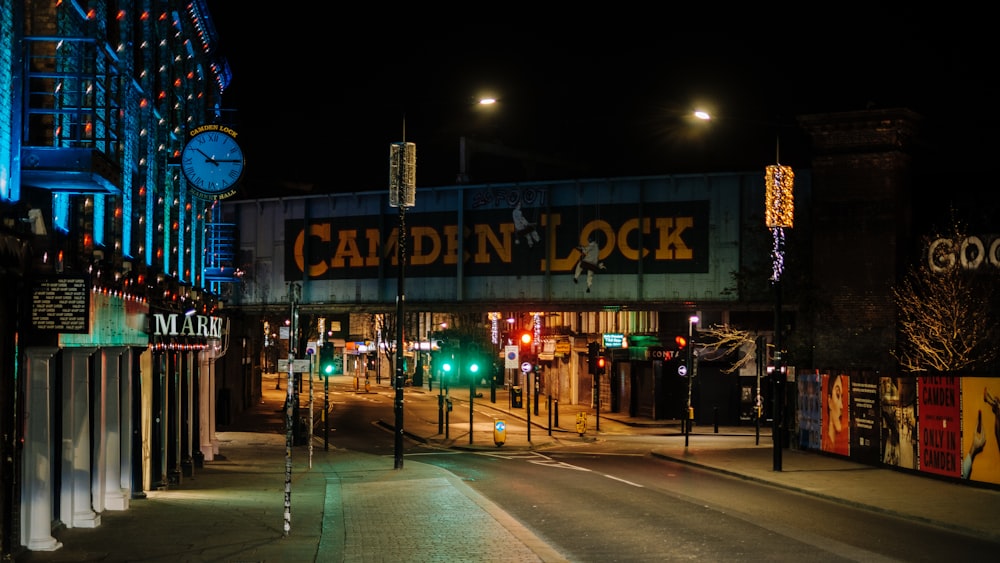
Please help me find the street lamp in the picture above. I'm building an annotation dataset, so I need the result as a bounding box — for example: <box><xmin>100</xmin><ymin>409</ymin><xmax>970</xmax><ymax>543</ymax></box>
<box><xmin>390</xmin><ymin>129</ymin><xmax>416</xmax><ymax>470</ymax></box>
<box><xmin>765</xmin><ymin>160</ymin><xmax>794</xmax><ymax>472</ymax></box>
<box><xmin>457</xmin><ymin>96</ymin><xmax>500</xmax><ymax>183</ymax></box>
<box><xmin>685</xmin><ymin>314</ymin><xmax>699</xmax><ymax>447</ymax></box>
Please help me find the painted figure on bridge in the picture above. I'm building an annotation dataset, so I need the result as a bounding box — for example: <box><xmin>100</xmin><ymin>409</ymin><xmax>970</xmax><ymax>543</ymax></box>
<box><xmin>573</xmin><ymin>238</ymin><xmax>606</xmax><ymax>293</ymax></box>
<box><xmin>513</xmin><ymin>203</ymin><xmax>541</xmax><ymax>248</ymax></box>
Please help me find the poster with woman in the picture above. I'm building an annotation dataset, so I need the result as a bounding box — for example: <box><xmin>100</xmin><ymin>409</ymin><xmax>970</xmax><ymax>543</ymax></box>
<box><xmin>821</xmin><ymin>373</ymin><xmax>850</xmax><ymax>456</ymax></box>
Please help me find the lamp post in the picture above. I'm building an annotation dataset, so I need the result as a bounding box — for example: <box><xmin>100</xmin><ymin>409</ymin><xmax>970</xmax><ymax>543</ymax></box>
<box><xmin>390</xmin><ymin>133</ymin><xmax>416</xmax><ymax>470</ymax></box>
<box><xmin>685</xmin><ymin>314</ymin><xmax>698</xmax><ymax>447</ymax></box>
<box><xmin>765</xmin><ymin>161</ymin><xmax>794</xmax><ymax>472</ymax></box>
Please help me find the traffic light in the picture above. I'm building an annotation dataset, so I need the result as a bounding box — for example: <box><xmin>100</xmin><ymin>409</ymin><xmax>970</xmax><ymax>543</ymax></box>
<box><xmin>517</xmin><ymin>330</ymin><xmax>534</xmax><ymax>362</ymax></box>
<box><xmin>319</xmin><ymin>342</ymin><xmax>335</xmax><ymax>377</ymax></box>
<box><xmin>587</xmin><ymin>342</ymin><xmax>599</xmax><ymax>375</ymax></box>
<box><xmin>439</xmin><ymin>354</ymin><xmax>453</xmax><ymax>375</ymax></box>
<box><xmin>596</xmin><ymin>355</ymin><xmax>607</xmax><ymax>375</ymax></box>
<box><xmin>464</xmin><ymin>342</ymin><xmax>484</xmax><ymax>383</ymax></box>
<box><xmin>518</xmin><ymin>330</ymin><xmax>532</xmax><ymax>349</ymax></box>
<box><xmin>674</xmin><ymin>335</ymin><xmax>688</xmax><ymax>351</ymax></box>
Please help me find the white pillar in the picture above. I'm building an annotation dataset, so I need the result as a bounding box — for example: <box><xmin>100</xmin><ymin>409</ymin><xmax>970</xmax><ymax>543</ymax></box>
<box><xmin>119</xmin><ymin>347</ymin><xmax>135</xmax><ymax>497</ymax></box>
<box><xmin>184</xmin><ymin>351</ymin><xmax>194</xmax><ymax>472</ymax></box>
<box><xmin>21</xmin><ymin>347</ymin><xmax>62</xmax><ymax>551</ymax></box>
<box><xmin>61</xmin><ymin>347</ymin><xmax>100</xmax><ymax>528</ymax></box>
<box><xmin>199</xmin><ymin>343</ymin><xmax>220</xmax><ymax>460</ymax></box>
<box><xmin>101</xmin><ymin>347</ymin><xmax>129</xmax><ymax>510</ymax></box>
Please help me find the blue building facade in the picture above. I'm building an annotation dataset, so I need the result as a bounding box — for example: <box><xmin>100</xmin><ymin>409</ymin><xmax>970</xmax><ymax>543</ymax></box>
<box><xmin>1</xmin><ymin>1</ymin><xmax>236</xmax><ymax>555</ymax></box>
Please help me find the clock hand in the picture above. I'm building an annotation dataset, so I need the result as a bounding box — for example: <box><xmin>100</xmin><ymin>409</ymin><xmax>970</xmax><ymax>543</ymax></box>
<box><xmin>196</xmin><ymin>148</ymin><xmax>221</xmax><ymax>166</ymax></box>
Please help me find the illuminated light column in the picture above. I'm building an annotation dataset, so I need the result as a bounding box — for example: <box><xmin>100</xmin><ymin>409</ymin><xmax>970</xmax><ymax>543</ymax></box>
<box><xmin>765</xmin><ymin>162</ymin><xmax>794</xmax><ymax>472</ymax></box>
<box><xmin>390</xmin><ymin>138</ymin><xmax>416</xmax><ymax>470</ymax></box>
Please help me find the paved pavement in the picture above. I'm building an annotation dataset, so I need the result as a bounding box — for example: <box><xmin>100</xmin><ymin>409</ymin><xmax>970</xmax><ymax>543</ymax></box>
<box><xmin>15</xmin><ymin>373</ymin><xmax>1000</xmax><ymax>562</ymax></box>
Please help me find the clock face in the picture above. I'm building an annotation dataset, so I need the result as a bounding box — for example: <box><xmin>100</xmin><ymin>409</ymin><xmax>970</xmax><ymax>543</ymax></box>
<box><xmin>181</xmin><ymin>129</ymin><xmax>245</xmax><ymax>198</ymax></box>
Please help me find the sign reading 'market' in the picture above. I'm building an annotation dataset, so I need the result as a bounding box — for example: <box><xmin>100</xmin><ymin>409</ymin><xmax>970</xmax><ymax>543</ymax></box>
<box><xmin>152</xmin><ymin>312</ymin><xmax>223</xmax><ymax>338</ymax></box>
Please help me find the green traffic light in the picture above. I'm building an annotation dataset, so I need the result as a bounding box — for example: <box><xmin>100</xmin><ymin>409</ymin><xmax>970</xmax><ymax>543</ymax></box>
<box><xmin>323</xmin><ymin>363</ymin><xmax>334</xmax><ymax>375</ymax></box>
<box><xmin>442</xmin><ymin>362</ymin><xmax>452</xmax><ymax>373</ymax></box>
<box><xmin>468</xmin><ymin>362</ymin><xmax>479</xmax><ymax>374</ymax></box>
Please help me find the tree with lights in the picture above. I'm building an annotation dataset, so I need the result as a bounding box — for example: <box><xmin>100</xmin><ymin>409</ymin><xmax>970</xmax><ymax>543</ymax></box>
<box><xmin>891</xmin><ymin>222</ymin><xmax>1000</xmax><ymax>373</ymax></box>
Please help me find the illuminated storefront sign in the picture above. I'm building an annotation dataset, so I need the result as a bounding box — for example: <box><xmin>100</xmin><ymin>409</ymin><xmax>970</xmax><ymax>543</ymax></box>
<box><xmin>152</xmin><ymin>312</ymin><xmax>223</xmax><ymax>338</ymax></box>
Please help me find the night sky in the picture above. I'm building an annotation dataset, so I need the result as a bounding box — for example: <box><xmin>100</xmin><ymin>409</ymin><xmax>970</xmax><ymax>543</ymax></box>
<box><xmin>208</xmin><ymin>9</ymin><xmax>997</xmax><ymax>225</ymax></box>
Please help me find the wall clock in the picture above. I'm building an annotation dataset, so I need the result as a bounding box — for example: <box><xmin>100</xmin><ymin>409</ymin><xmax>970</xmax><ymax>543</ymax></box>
<box><xmin>181</xmin><ymin>125</ymin><xmax>245</xmax><ymax>198</ymax></box>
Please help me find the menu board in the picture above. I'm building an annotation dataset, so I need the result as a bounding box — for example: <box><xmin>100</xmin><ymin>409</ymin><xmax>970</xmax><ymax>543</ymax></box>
<box><xmin>31</xmin><ymin>275</ymin><xmax>90</xmax><ymax>333</ymax></box>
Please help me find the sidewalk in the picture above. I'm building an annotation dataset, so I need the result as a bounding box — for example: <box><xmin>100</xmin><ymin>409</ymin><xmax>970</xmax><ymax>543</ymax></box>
<box><xmin>15</xmin><ymin>374</ymin><xmax>1000</xmax><ymax>562</ymax></box>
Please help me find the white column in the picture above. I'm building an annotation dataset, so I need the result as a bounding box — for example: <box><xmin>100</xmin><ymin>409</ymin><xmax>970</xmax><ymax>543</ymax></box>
<box><xmin>119</xmin><ymin>347</ymin><xmax>135</xmax><ymax>498</ymax></box>
<box><xmin>101</xmin><ymin>347</ymin><xmax>128</xmax><ymax>510</ymax></box>
<box><xmin>61</xmin><ymin>347</ymin><xmax>100</xmax><ymax>528</ymax></box>
<box><xmin>21</xmin><ymin>347</ymin><xmax>62</xmax><ymax>551</ymax></box>
<box><xmin>199</xmin><ymin>343</ymin><xmax>219</xmax><ymax>460</ymax></box>
<box><xmin>183</xmin><ymin>351</ymin><xmax>194</xmax><ymax>473</ymax></box>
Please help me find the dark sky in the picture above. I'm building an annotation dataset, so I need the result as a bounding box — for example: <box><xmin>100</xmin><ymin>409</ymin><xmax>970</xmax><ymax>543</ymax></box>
<box><xmin>207</xmin><ymin>10</ymin><xmax>997</xmax><ymax>210</ymax></box>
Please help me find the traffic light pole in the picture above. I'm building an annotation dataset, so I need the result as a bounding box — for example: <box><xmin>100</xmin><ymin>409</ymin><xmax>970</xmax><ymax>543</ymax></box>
<box><xmin>324</xmin><ymin>375</ymin><xmax>329</xmax><ymax>450</ymax></box>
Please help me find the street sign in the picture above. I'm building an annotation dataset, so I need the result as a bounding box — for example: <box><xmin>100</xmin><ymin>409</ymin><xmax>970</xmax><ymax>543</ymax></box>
<box><xmin>505</xmin><ymin>345</ymin><xmax>519</xmax><ymax>368</ymax></box>
<box><xmin>278</xmin><ymin>359</ymin><xmax>312</xmax><ymax>373</ymax></box>
<box><xmin>521</xmin><ymin>361</ymin><xmax>532</xmax><ymax>373</ymax></box>
<box><xmin>678</xmin><ymin>364</ymin><xmax>688</xmax><ymax>377</ymax></box>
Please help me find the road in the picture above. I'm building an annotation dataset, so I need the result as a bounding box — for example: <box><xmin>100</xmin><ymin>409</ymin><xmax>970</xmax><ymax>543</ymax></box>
<box><xmin>325</xmin><ymin>382</ymin><xmax>999</xmax><ymax>562</ymax></box>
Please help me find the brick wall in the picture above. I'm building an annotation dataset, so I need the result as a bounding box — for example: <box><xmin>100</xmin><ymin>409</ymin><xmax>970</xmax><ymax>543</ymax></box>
<box><xmin>799</xmin><ymin>109</ymin><xmax>920</xmax><ymax>372</ymax></box>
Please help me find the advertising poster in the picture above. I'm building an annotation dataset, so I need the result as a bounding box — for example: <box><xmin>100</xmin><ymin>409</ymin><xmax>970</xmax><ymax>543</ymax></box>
<box><xmin>797</xmin><ymin>370</ymin><xmax>821</xmax><ymax>450</ymax></box>
<box><xmin>821</xmin><ymin>373</ymin><xmax>850</xmax><ymax>456</ymax></box>
<box><xmin>918</xmin><ymin>376</ymin><xmax>961</xmax><ymax>478</ymax></box>
<box><xmin>960</xmin><ymin>377</ymin><xmax>1000</xmax><ymax>485</ymax></box>
<box><xmin>879</xmin><ymin>376</ymin><xmax>917</xmax><ymax>470</ymax></box>
<box><xmin>850</xmin><ymin>372</ymin><xmax>880</xmax><ymax>464</ymax></box>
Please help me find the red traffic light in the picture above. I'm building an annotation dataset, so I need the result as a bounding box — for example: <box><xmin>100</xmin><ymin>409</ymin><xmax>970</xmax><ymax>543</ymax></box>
<box><xmin>519</xmin><ymin>331</ymin><xmax>532</xmax><ymax>346</ymax></box>
<box><xmin>675</xmin><ymin>335</ymin><xmax>688</xmax><ymax>349</ymax></box>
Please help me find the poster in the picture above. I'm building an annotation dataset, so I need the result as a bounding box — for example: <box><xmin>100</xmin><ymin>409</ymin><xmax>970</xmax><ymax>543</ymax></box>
<box><xmin>918</xmin><ymin>376</ymin><xmax>961</xmax><ymax>478</ymax></box>
<box><xmin>960</xmin><ymin>377</ymin><xmax>1000</xmax><ymax>485</ymax></box>
<box><xmin>821</xmin><ymin>373</ymin><xmax>850</xmax><ymax>456</ymax></box>
<box><xmin>850</xmin><ymin>372</ymin><xmax>880</xmax><ymax>464</ymax></box>
<box><xmin>797</xmin><ymin>371</ymin><xmax>822</xmax><ymax>450</ymax></box>
<box><xmin>880</xmin><ymin>376</ymin><xmax>917</xmax><ymax>470</ymax></box>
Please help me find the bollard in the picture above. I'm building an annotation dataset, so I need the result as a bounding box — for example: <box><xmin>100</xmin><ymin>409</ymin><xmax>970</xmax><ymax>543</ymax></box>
<box><xmin>494</xmin><ymin>419</ymin><xmax>506</xmax><ymax>446</ymax></box>
<box><xmin>714</xmin><ymin>406</ymin><xmax>719</xmax><ymax>433</ymax></box>
<box><xmin>554</xmin><ymin>399</ymin><xmax>559</xmax><ymax>427</ymax></box>
<box><xmin>576</xmin><ymin>411</ymin><xmax>588</xmax><ymax>436</ymax></box>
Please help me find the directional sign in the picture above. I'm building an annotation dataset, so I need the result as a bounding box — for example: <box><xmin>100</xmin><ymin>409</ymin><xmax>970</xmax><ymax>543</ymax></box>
<box><xmin>678</xmin><ymin>364</ymin><xmax>688</xmax><ymax>377</ymax></box>
<box><xmin>278</xmin><ymin>359</ymin><xmax>312</xmax><ymax>373</ymax></box>
<box><xmin>521</xmin><ymin>361</ymin><xmax>533</xmax><ymax>373</ymax></box>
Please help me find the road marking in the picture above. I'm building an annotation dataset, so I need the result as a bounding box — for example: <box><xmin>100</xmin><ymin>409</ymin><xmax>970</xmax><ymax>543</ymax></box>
<box><xmin>602</xmin><ymin>474</ymin><xmax>644</xmax><ymax>487</ymax></box>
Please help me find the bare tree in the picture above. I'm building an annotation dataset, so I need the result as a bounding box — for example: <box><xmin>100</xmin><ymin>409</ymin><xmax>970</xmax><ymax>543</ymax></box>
<box><xmin>697</xmin><ymin>324</ymin><xmax>760</xmax><ymax>374</ymax></box>
<box><xmin>891</xmin><ymin>224</ymin><xmax>999</xmax><ymax>372</ymax></box>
